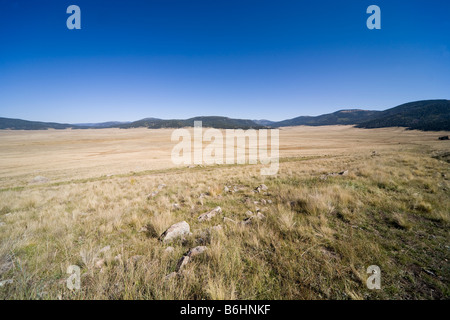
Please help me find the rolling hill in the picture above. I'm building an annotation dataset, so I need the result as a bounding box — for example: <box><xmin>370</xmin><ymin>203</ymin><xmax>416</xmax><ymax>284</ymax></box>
<box><xmin>355</xmin><ymin>100</ymin><xmax>450</xmax><ymax>131</ymax></box>
<box><xmin>271</xmin><ymin>109</ymin><xmax>382</xmax><ymax>127</ymax></box>
<box><xmin>1</xmin><ymin>99</ymin><xmax>448</xmax><ymax>131</ymax></box>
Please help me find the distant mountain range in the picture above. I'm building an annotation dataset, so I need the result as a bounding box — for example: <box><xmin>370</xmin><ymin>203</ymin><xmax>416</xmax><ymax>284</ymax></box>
<box><xmin>1</xmin><ymin>99</ymin><xmax>449</xmax><ymax>131</ymax></box>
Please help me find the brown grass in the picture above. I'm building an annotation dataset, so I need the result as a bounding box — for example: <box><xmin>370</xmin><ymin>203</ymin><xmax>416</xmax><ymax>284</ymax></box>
<box><xmin>0</xmin><ymin>126</ymin><xmax>449</xmax><ymax>299</ymax></box>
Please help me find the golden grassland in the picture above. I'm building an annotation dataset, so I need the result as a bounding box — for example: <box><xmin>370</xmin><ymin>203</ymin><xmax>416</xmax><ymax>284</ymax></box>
<box><xmin>0</xmin><ymin>126</ymin><xmax>449</xmax><ymax>299</ymax></box>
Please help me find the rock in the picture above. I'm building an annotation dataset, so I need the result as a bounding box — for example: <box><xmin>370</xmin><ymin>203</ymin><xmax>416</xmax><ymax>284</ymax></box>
<box><xmin>164</xmin><ymin>246</ymin><xmax>175</xmax><ymax>254</ymax></box>
<box><xmin>172</xmin><ymin>203</ymin><xmax>181</xmax><ymax>210</ymax></box>
<box><xmin>224</xmin><ymin>186</ymin><xmax>230</xmax><ymax>193</ymax></box>
<box><xmin>242</xmin><ymin>212</ymin><xmax>265</xmax><ymax>226</ymax></box>
<box><xmin>267</xmin><ymin>200</ymin><xmax>273</xmax><ymax>204</ymax></box>
<box><xmin>175</xmin><ymin>255</ymin><xmax>190</xmax><ymax>272</ymax></box>
<box><xmin>95</xmin><ymin>259</ymin><xmax>105</xmax><ymax>269</ymax></box>
<box><xmin>256</xmin><ymin>212</ymin><xmax>266</xmax><ymax>220</ymax></box>
<box><xmin>147</xmin><ymin>190</ymin><xmax>159</xmax><ymax>199</ymax></box>
<box><xmin>165</xmin><ymin>272</ymin><xmax>178</xmax><ymax>280</ymax></box>
<box><xmin>339</xmin><ymin>170</ymin><xmax>348</xmax><ymax>176</ymax></box>
<box><xmin>187</xmin><ymin>246</ymin><xmax>207</xmax><ymax>258</ymax></box>
<box><xmin>98</xmin><ymin>245</ymin><xmax>110</xmax><ymax>254</ymax></box>
<box><xmin>255</xmin><ymin>184</ymin><xmax>268</xmax><ymax>193</ymax></box>
<box><xmin>438</xmin><ymin>135</ymin><xmax>449</xmax><ymax>140</ymax></box>
<box><xmin>30</xmin><ymin>176</ymin><xmax>49</xmax><ymax>184</ymax></box>
<box><xmin>175</xmin><ymin>246</ymin><xmax>207</xmax><ymax>272</ymax></box>
<box><xmin>159</xmin><ymin>221</ymin><xmax>191</xmax><ymax>242</ymax></box>
<box><xmin>260</xmin><ymin>199</ymin><xmax>267</xmax><ymax>205</ymax></box>
<box><xmin>0</xmin><ymin>279</ymin><xmax>13</xmax><ymax>287</ymax></box>
<box><xmin>212</xmin><ymin>225</ymin><xmax>223</xmax><ymax>232</ymax></box>
<box><xmin>138</xmin><ymin>226</ymin><xmax>148</xmax><ymax>233</ymax></box>
<box><xmin>114</xmin><ymin>254</ymin><xmax>122</xmax><ymax>262</ymax></box>
<box><xmin>198</xmin><ymin>206</ymin><xmax>222</xmax><ymax>222</ymax></box>
<box><xmin>0</xmin><ymin>256</ymin><xmax>13</xmax><ymax>275</ymax></box>
<box><xmin>223</xmin><ymin>217</ymin><xmax>237</xmax><ymax>224</ymax></box>
<box><xmin>245</xmin><ymin>210</ymin><xmax>254</xmax><ymax>216</ymax></box>
<box><xmin>129</xmin><ymin>255</ymin><xmax>143</xmax><ymax>263</ymax></box>
<box><xmin>157</xmin><ymin>184</ymin><xmax>166</xmax><ymax>190</ymax></box>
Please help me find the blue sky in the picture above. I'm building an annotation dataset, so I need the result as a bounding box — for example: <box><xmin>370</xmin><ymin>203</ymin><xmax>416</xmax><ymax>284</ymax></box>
<box><xmin>0</xmin><ymin>0</ymin><xmax>449</xmax><ymax>122</ymax></box>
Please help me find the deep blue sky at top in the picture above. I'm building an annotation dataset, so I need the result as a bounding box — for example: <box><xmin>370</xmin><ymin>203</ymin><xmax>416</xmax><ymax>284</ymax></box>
<box><xmin>0</xmin><ymin>0</ymin><xmax>449</xmax><ymax>122</ymax></box>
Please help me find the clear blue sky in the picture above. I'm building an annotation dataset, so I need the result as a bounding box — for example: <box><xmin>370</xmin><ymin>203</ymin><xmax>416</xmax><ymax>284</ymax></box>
<box><xmin>0</xmin><ymin>0</ymin><xmax>449</xmax><ymax>122</ymax></box>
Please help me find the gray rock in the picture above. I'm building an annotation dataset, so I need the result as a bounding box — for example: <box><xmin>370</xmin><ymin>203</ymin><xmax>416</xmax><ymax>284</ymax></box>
<box><xmin>30</xmin><ymin>176</ymin><xmax>49</xmax><ymax>184</ymax></box>
<box><xmin>198</xmin><ymin>206</ymin><xmax>222</xmax><ymax>222</ymax></box>
<box><xmin>175</xmin><ymin>255</ymin><xmax>190</xmax><ymax>272</ymax></box>
<box><xmin>164</xmin><ymin>246</ymin><xmax>175</xmax><ymax>254</ymax></box>
<box><xmin>187</xmin><ymin>246</ymin><xmax>207</xmax><ymax>257</ymax></box>
<box><xmin>223</xmin><ymin>217</ymin><xmax>237</xmax><ymax>224</ymax></box>
<box><xmin>159</xmin><ymin>221</ymin><xmax>191</xmax><ymax>242</ymax></box>
<box><xmin>0</xmin><ymin>279</ymin><xmax>13</xmax><ymax>287</ymax></box>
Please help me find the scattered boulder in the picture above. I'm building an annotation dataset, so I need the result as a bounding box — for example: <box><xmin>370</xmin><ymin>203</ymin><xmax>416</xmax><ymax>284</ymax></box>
<box><xmin>254</xmin><ymin>184</ymin><xmax>268</xmax><ymax>193</ymax></box>
<box><xmin>95</xmin><ymin>259</ymin><xmax>105</xmax><ymax>269</ymax></box>
<box><xmin>98</xmin><ymin>245</ymin><xmax>110</xmax><ymax>254</ymax></box>
<box><xmin>129</xmin><ymin>255</ymin><xmax>143</xmax><ymax>264</ymax></box>
<box><xmin>0</xmin><ymin>255</ymin><xmax>13</xmax><ymax>275</ymax></box>
<box><xmin>198</xmin><ymin>206</ymin><xmax>222</xmax><ymax>222</ymax></box>
<box><xmin>165</xmin><ymin>272</ymin><xmax>178</xmax><ymax>281</ymax></box>
<box><xmin>147</xmin><ymin>191</ymin><xmax>159</xmax><ymax>199</ymax></box>
<box><xmin>175</xmin><ymin>246</ymin><xmax>207</xmax><ymax>272</ymax></box>
<box><xmin>223</xmin><ymin>217</ymin><xmax>237</xmax><ymax>224</ymax></box>
<box><xmin>242</xmin><ymin>212</ymin><xmax>266</xmax><ymax>226</ymax></box>
<box><xmin>175</xmin><ymin>255</ymin><xmax>190</xmax><ymax>272</ymax></box>
<box><xmin>321</xmin><ymin>170</ymin><xmax>349</xmax><ymax>180</ymax></box>
<box><xmin>164</xmin><ymin>246</ymin><xmax>175</xmax><ymax>254</ymax></box>
<box><xmin>159</xmin><ymin>221</ymin><xmax>191</xmax><ymax>242</ymax></box>
<box><xmin>187</xmin><ymin>246</ymin><xmax>207</xmax><ymax>258</ymax></box>
<box><xmin>438</xmin><ymin>135</ymin><xmax>449</xmax><ymax>140</ymax></box>
<box><xmin>29</xmin><ymin>176</ymin><xmax>49</xmax><ymax>184</ymax></box>
<box><xmin>0</xmin><ymin>279</ymin><xmax>13</xmax><ymax>287</ymax></box>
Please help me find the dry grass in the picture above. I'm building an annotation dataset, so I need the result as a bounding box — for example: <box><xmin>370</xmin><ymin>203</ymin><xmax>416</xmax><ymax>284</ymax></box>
<box><xmin>0</xmin><ymin>126</ymin><xmax>449</xmax><ymax>299</ymax></box>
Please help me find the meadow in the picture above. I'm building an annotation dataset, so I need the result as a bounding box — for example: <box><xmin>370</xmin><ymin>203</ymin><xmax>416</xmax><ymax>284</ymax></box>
<box><xmin>0</xmin><ymin>126</ymin><xmax>448</xmax><ymax>299</ymax></box>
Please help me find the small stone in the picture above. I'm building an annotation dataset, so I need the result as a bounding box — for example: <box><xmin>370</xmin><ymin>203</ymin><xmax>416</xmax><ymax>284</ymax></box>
<box><xmin>164</xmin><ymin>246</ymin><xmax>175</xmax><ymax>254</ymax></box>
<box><xmin>159</xmin><ymin>221</ymin><xmax>191</xmax><ymax>242</ymax></box>
<box><xmin>0</xmin><ymin>279</ymin><xmax>13</xmax><ymax>287</ymax></box>
<box><xmin>198</xmin><ymin>206</ymin><xmax>222</xmax><ymax>222</ymax></box>
<box><xmin>187</xmin><ymin>246</ymin><xmax>207</xmax><ymax>257</ymax></box>
<box><xmin>175</xmin><ymin>255</ymin><xmax>190</xmax><ymax>272</ymax></box>
<box><xmin>147</xmin><ymin>190</ymin><xmax>159</xmax><ymax>199</ymax></box>
<box><xmin>30</xmin><ymin>176</ymin><xmax>49</xmax><ymax>184</ymax></box>
<box><xmin>95</xmin><ymin>259</ymin><xmax>105</xmax><ymax>269</ymax></box>
<box><xmin>223</xmin><ymin>217</ymin><xmax>237</xmax><ymax>224</ymax></box>
<box><xmin>224</xmin><ymin>186</ymin><xmax>230</xmax><ymax>193</ymax></box>
<box><xmin>212</xmin><ymin>225</ymin><xmax>223</xmax><ymax>232</ymax></box>
<box><xmin>130</xmin><ymin>255</ymin><xmax>143</xmax><ymax>263</ymax></box>
<box><xmin>138</xmin><ymin>226</ymin><xmax>148</xmax><ymax>233</ymax></box>
<box><xmin>165</xmin><ymin>272</ymin><xmax>178</xmax><ymax>280</ymax></box>
<box><xmin>98</xmin><ymin>245</ymin><xmax>110</xmax><ymax>254</ymax></box>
